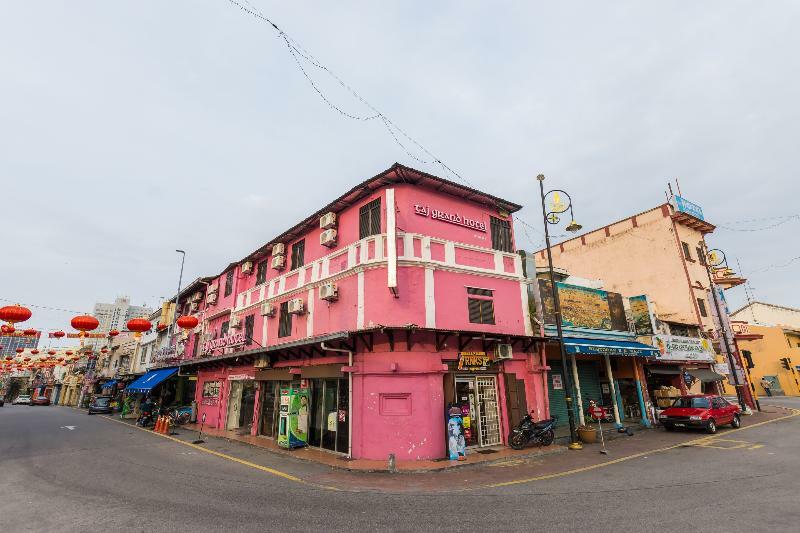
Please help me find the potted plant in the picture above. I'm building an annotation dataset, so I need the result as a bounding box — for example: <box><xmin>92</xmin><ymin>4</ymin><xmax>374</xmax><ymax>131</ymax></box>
<box><xmin>577</xmin><ymin>415</ymin><xmax>598</xmax><ymax>443</ymax></box>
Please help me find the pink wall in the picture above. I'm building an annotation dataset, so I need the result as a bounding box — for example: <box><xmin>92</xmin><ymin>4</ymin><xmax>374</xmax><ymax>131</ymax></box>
<box><xmin>434</xmin><ymin>270</ymin><xmax>526</xmax><ymax>334</ymax></box>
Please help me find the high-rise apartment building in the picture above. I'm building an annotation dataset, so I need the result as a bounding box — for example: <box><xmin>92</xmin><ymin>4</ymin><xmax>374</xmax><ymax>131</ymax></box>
<box><xmin>93</xmin><ymin>297</ymin><xmax>153</xmax><ymax>333</ymax></box>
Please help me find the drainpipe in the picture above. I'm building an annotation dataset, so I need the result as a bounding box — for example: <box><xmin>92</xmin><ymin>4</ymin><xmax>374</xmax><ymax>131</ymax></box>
<box><xmin>320</xmin><ymin>342</ymin><xmax>353</xmax><ymax>459</ymax></box>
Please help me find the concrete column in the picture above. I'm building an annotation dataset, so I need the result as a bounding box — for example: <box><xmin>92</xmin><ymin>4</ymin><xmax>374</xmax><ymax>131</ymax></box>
<box><xmin>603</xmin><ymin>354</ymin><xmax>622</xmax><ymax>427</ymax></box>
<box><xmin>570</xmin><ymin>354</ymin><xmax>584</xmax><ymax>423</ymax></box>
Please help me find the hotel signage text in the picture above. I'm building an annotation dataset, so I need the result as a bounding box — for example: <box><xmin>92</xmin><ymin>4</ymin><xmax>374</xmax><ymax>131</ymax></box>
<box><xmin>414</xmin><ymin>204</ymin><xmax>486</xmax><ymax>232</ymax></box>
<box><xmin>201</xmin><ymin>332</ymin><xmax>246</xmax><ymax>355</ymax></box>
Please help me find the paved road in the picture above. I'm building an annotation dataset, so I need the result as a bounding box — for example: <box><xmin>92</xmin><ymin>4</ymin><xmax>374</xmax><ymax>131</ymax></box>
<box><xmin>2</xmin><ymin>400</ymin><xmax>799</xmax><ymax>532</ymax></box>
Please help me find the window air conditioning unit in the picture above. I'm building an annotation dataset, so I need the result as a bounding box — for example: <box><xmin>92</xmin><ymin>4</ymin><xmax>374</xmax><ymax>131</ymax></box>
<box><xmin>320</xmin><ymin>228</ymin><xmax>338</xmax><ymax>248</ymax></box>
<box><xmin>241</xmin><ymin>261</ymin><xmax>253</xmax><ymax>275</ymax></box>
<box><xmin>272</xmin><ymin>254</ymin><xmax>286</xmax><ymax>270</ymax></box>
<box><xmin>272</xmin><ymin>243</ymin><xmax>285</xmax><ymax>256</ymax></box>
<box><xmin>230</xmin><ymin>315</ymin><xmax>241</xmax><ymax>329</ymax></box>
<box><xmin>261</xmin><ymin>302</ymin><xmax>276</xmax><ymax>317</ymax></box>
<box><xmin>320</xmin><ymin>212</ymin><xmax>337</xmax><ymax>229</ymax></box>
<box><xmin>207</xmin><ymin>284</ymin><xmax>218</xmax><ymax>294</ymax></box>
<box><xmin>319</xmin><ymin>283</ymin><xmax>338</xmax><ymax>301</ymax></box>
<box><xmin>189</xmin><ymin>302</ymin><xmax>199</xmax><ymax>312</ymax></box>
<box><xmin>287</xmin><ymin>298</ymin><xmax>305</xmax><ymax>315</ymax></box>
<box><xmin>191</xmin><ymin>291</ymin><xmax>203</xmax><ymax>302</ymax></box>
<box><xmin>206</xmin><ymin>292</ymin><xmax>218</xmax><ymax>305</ymax></box>
<box><xmin>494</xmin><ymin>344</ymin><xmax>513</xmax><ymax>360</ymax></box>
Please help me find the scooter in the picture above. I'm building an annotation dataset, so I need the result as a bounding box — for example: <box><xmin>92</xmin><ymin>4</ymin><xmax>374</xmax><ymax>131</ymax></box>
<box><xmin>509</xmin><ymin>413</ymin><xmax>557</xmax><ymax>450</ymax></box>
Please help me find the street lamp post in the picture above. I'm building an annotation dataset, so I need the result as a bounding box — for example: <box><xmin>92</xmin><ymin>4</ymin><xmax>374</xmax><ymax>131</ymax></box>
<box><xmin>537</xmin><ymin>174</ymin><xmax>583</xmax><ymax>448</ymax></box>
<box><xmin>172</xmin><ymin>250</ymin><xmax>186</xmax><ymax>361</ymax></box>
<box><xmin>702</xmin><ymin>246</ymin><xmax>750</xmax><ymax>412</ymax></box>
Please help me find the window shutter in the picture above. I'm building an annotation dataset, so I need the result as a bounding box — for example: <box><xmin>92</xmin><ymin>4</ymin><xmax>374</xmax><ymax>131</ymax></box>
<box><xmin>483</xmin><ymin>300</ymin><xmax>495</xmax><ymax>324</ymax></box>
<box><xmin>468</xmin><ymin>298</ymin><xmax>483</xmax><ymax>323</ymax></box>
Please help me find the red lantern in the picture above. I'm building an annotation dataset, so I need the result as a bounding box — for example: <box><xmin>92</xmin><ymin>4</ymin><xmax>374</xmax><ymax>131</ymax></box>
<box><xmin>52</xmin><ymin>330</ymin><xmax>65</xmax><ymax>338</ymax></box>
<box><xmin>85</xmin><ymin>350</ymin><xmax>93</xmax><ymax>356</ymax></box>
<box><xmin>0</xmin><ymin>304</ymin><xmax>32</xmax><ymax>325</ymax></box>
<box><xmin>71</xmin><ymin>315</ymin><xmax>99</xmax><ymax>332</ymax></box>
<box><xmin>23</xmin><ymin>356</ymin><xmax>31</xmax><ymax>362</ymax></box>
<box><xmin>156</xmin><ymin>323</ymin><xmax>167</xmax><ymax>332</ymax></box>
<box><xmin>15</xmin><ymin>348</ymin><xmax>24</xmax><ymax>354</ymax></box>
<box><xmin>101</xmin><ymin>348</ymin><xmax>108</xmax><ymax>354</ymax></box>
<box><xmin>65</xmin><ymin>350</ymin><xmax>73</xmax><ymax>356</ymax></box>
<box><xmin>48</xmin><ymin>350</ymin><xmax>56</xmax><ymax>356</ymax></box>
<box><xmin>24</xmin><ymin>328</ymin><xmax>37</xmax><ymax>336</ymax></box>
<box><xmin>5</xmin><ymin>355</ymin><xmax>13</xmax><ymax>361</ymax></box>
<box><xmin>88</xmin><ymin>355</ymin><xmax>97</xmax><ymax>360</ymax></box>
<box><xmin>2</xmin><ymin>325</ymin><xmax>15</xmax><ymax>334</ymax></box>
<box><xmin>177</xmin><ymin>315</ymin><xmax>199</xmax><ymax>330</ymax></box>
<box><xmin>31</xmin><ymin>349</ymin><xmax>39</xmax><ymax>355</ymax></box>
<box><xmin>127</xmin><ymin>318</ymin><xmax>152</xmax><ymax>334</ymax></box>
<box><xmin>108</xmin><ymin>329</ymin><xmax>120</xmax><ymax>337</ymax></box>
<box><xmin>57</xmin><ymin>357</ymin><xmax>64</xmax><ymax>361</ymax></box>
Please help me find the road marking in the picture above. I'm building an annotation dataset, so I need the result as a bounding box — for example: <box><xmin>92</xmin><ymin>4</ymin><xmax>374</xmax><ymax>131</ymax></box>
<box><xmin>748</xmin><ymin>444</ymin><xmax>764</xmax><ymax>450</ymax></box>
<box><xmin>60</xmin><ymin>426</ymin><xmax>76</xmax><ymax>430</ymax></box>
<box><xmin>486</xmin><ymin>408</ymin><xmax>800</xmax><ymax>489</ymax></box>
<box><xmin>687</xmin><ymin>438</ymin><xmax>753</xmax><ymax>450</ymax></box>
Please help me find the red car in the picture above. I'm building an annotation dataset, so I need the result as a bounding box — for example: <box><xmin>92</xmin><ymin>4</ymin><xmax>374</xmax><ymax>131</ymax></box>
<box><xmin>31</xmin><ymin>396</ymin><xmax>51</xmax><ymax>406</ymax></box>
<box><xmin>659</xmin><ymin>394</ymin><xmax>741</xmax><ymax>434</ymax></box>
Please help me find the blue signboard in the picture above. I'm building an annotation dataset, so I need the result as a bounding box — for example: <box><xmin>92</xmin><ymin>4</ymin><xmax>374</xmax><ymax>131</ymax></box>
<box><xmin>673</xmin><ymin>196</ymin><xmax>704</xmax><ymax>221</ymax></box>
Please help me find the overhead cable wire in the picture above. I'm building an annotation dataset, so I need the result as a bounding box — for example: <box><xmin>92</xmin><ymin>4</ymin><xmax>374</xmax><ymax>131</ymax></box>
<box><xmin>225</xmin><ymin>0</ymin><xmax>474</xmax><ymax>186</ymax></box>
<box><xmin>0</xmin><ymin>297</ymin><xmax>89</xmax><ymax>315</ymax></box>
<box><xmin>717</xmin><ymin>215</ymin><xmax>799</xmax><ymax>232</ymax></box>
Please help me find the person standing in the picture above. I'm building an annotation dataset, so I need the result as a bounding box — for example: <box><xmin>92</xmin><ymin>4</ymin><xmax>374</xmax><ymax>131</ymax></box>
<box><xmin>760</xmin><ymin>377</ymin><xmax>773</xmax><ymax>397</ymax></box>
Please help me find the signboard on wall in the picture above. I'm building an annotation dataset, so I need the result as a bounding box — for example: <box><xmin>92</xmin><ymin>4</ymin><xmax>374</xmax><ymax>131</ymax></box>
<box><xmin>538</xmin><ymin>280</ymin><xmax>628</xmax><ymax>332</ymax></box>
<box><xmin>653</xmin><ymin>335</ymin><xmax>716</xmax><ymax>362</ymax></box>
<box><xmin>551</xmin><ymin>373</ymin><xmax>563</xmax><ymax>390</ymax></box>
<box><xmin>200</xmin><ymin>332</ymin><xmax>246</xmax><ymax>356</ymax></box>
<box><xmin>629</xmin><ymin>295</ymin><xmax>655</xmax><ymax>335</ymax></box>
<box><xmin>413</xmin><ymin>204</ymin><xmax>487</xmax><ymax>232</ymax></box>
<box><xmin>457</xmin><ymin>352</ymin><xmax>492</xmax><ymax>371</ymax></box>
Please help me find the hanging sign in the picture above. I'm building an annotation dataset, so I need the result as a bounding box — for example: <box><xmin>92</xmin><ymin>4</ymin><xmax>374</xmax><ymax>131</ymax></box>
<box><xmin>457</xmin><ymin>351</ymin><xmax>492</xmax><ymax>371</ymax></box>
<box><xmin>414</xmin><ymin>204</ymin><xmax>487</xmax><ymax>232</ymax></box>
<box><xmin>552</xmin><ymin>373</ymin><xmax>564</xmax><ymax>390</ymax></box>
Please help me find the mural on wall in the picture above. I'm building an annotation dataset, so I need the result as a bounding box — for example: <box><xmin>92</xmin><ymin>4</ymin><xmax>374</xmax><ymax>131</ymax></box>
<box><xmin>537</xmin><ymin>279</ymin><xmax>628</xmax><ymax>332</ymax></box>
<box><xmin>629</xmin><ymin>295</ymin><xmax>655</xmax><ymax>335</ymax></box>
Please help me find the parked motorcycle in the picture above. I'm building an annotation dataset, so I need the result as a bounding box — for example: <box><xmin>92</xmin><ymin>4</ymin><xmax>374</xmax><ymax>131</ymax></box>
<box><xmin>136</xmin><ymin>402</ymin><xmax>158</xmax><ymax>427</ymax></box>
<box><xmin>509</xmin><ymin>414</ymin><xmax>557</xmax><ymax>450</ymax></box>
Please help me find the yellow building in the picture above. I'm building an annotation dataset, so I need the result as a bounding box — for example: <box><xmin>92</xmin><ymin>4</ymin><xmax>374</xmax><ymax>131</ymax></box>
<box><xmin>729</xmin><ymin>322</ymin><xmax>800</xmax><ymax>397</ymax></box>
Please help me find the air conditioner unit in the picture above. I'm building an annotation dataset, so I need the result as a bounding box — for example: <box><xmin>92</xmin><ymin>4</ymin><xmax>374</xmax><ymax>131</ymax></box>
<box><xmin>271</xmin><ymin>254</ymin><xmax>286</xmax><ymax>270</ymax></box>
<box><xmin>207</xmin><ymin>284</ymin><xmax>218</xmax><ymax>294</ymax></box>
<box><xmin>320</xmin><ymin>212</ymin><xmax>337</xmax><ymax>229</ymax></box>
<box><xmin>320</xmin><ymin>228</ymin><xmax>338</xmax><ymax>248</ymax></box>
<box><xmin>191</xmin><ymin>291</ymin><xmax>203</xmax><ymax>302</ymax></box>
<box><xmin>261</xmin><ymin>302</ymin><xmax>276</xmax><ymax>317</ymax></box>
<box><xmin>287</xmin><ymin>298</ymin><xmax>305</xmax><ymax>315</ymax></box>
<box><xmin>494</xmin><ymin>344</ymin><xmax>513</xmax><ymax>360</ymax></box>
<box><xmin>272</xmin><ymin>243</ymin><xmax>285</xmax><ymax>256</ymax></box>
<box><xmin>206</xmin><ymin>292</ymin><xmax>218</xmax><ymax>305</ymax></box>
<box><xmin>230</xmin><ymin>315</ymin><xmax>241</xmax><ymax>329</ymax></box>
<box><xmin>189</xmin><ymin>302</ymin><xmax>199</xmax><ymax>312</ymax></box>
<box><xmin>241</xmin><ymin>261</ymin><xmax>253</xmax><ymax>275</ymax></box>
<box><xmin>319</xmin><ymin>283</ymin><xmax>338</xmax><ymax>301</ymax></box>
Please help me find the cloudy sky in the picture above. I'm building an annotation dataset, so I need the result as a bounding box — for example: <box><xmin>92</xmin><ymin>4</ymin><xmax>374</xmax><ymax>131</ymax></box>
<box><xmin>2</xmin><ymin>1</ymin><xmax>798</xmax><ymax>345</ymax></box>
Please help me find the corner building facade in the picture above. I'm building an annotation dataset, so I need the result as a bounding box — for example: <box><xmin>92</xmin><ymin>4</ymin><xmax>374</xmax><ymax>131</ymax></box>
<box><xmin>182</xmin><ymin>164</ymin><xmax>546</xmax><ymax>460</ymax></box>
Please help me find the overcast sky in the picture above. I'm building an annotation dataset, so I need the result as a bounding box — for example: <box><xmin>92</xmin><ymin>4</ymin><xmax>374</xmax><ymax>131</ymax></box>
<box><xmin>2</xmin><ymin>1</ymin><xmax>798</xmax><ymax>346</ymax></box>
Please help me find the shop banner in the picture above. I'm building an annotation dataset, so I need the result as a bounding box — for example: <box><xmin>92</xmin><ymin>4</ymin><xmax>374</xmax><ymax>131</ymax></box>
<box><xmin>653</xmin><ymin>335</ymin><xmax>716</xmax><ymax>362</ymax></box>
<box><xmin>629</xmin><ymin>295</ymin><xmax>655</xmax><ymax>335</ymax></box>
<box><xmin>538</xmin><ymin>279</ymin><xmax>629</xmax><ymax>332</ymax></box>
<box><xmin>457</xmin><ymin>352</ymin><xmax>492</xmax><ymax>371</ymax></box>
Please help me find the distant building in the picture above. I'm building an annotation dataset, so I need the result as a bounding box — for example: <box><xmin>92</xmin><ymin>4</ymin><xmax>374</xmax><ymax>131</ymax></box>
<box><xmin>93</xmin><ymin>296</ymin><xmax>153</xmax><ymax>333</ymax></box>
<box><xmin>731</xmin><ymin>301</ymin><xmax>800</xmax><ymax>330</ymax></box>
<box><xmin>0</xmin><ymin>331</ymin><xmax>40</xmax><ymax>358</ymax></box>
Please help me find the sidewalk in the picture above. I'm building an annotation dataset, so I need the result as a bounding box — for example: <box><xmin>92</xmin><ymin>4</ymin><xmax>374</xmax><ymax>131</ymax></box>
<box><xmin>167</xmin><ymin>420</ymin><xmax>568</xmax><ymax>472</ymax></box>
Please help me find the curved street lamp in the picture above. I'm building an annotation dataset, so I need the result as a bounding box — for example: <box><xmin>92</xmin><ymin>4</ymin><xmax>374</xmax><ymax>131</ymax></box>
<box><xmin>537</xmin><ymin>174</ymin><xmax>583</xmax><ymax>449</ymax></box>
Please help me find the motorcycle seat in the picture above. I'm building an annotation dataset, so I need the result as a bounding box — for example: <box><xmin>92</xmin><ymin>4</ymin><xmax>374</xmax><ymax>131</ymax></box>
<box><xmin>533</xmin><ymin>420</ymin><xmax>552</xmax><ymax>429</ymax></box>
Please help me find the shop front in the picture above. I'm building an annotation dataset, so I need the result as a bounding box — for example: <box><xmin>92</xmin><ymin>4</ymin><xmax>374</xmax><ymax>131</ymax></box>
<box><xmin>444</xmin><ymin>353</ymin><xmax>503</xmax><ymax>448</ymax></box>
<box><xmin>226</xmin><ymin>374</ymin><xmax>256</xmax><ymax>434</ymax></box>
<box><xmin>547</xmin><ymin>337</ymin><xmax>657</xmax><ymax>432</ymax></box>
<box><xmin>644</xmin><ymin>335</ymin><xmax>722</xmax><ymax>410</ymax></box>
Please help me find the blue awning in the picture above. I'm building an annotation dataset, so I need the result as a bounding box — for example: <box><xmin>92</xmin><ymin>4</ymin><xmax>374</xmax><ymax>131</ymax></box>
<box><xmin>125</xmin><ymin>368</ymin><xmax>178</xmax><ymax>394</ymax></box>
<box><xmin>99</xmin><ymin>379</ymin><xmax>117</xmax><ymax>389</ymax></box>
<box><xmin>564</xmin><ymin>338</ymin><xmax>659</xmax><ymax>357</ymax></box>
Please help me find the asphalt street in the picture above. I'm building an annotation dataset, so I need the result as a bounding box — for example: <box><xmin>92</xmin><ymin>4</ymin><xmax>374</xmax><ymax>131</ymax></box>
<box><xmin>2</xmin><ymin>399</ymin><xmax>799</xmax><ymax>532</ymax></box>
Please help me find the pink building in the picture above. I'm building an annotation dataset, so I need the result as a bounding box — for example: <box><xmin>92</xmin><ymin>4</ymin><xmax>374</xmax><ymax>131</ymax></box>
<box><xmin>179</xmin><ymin>164</ymin><xmax>547</xmax><ymax>460</ymax></box>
